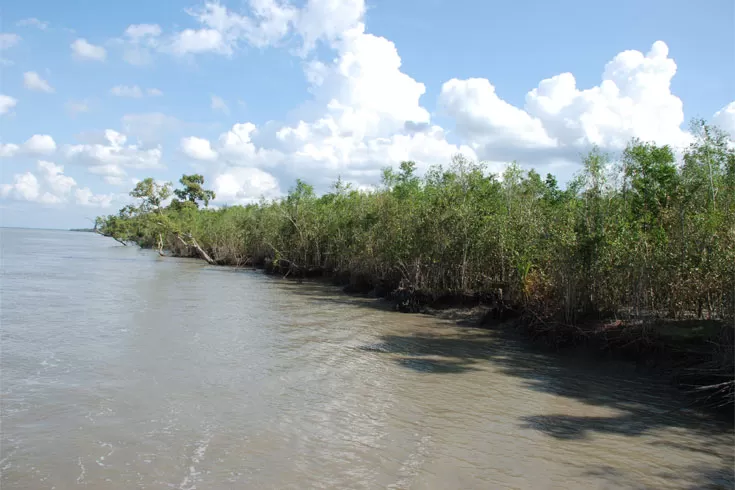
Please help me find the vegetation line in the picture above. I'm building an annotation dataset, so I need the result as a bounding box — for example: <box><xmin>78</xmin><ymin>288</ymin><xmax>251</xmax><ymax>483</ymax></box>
<box><xmin>95</xmin><ymin>120</ymin><xmax>734</xmax><ymax>407</ymax></box>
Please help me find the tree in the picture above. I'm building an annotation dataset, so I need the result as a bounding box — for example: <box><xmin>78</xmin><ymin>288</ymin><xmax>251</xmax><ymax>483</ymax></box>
<box><xmin>173</xmin><ymin>174</ymin><xmax>216</xmax><ymax>208</ymax></box>
<box><xmin>130</xmin><ymin>178</ymin><xmax>172</xmax><ymax>214</ymax></box>
<box><xmin>622</xmin><ymin>139</ymin><xmax>678</xmax><ymax>225</ymax></box>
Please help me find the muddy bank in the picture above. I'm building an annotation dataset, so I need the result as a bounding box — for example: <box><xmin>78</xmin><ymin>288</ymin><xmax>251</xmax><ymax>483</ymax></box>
<box><xmin>284</xmin><ymin>269</ymin><xmax>734</xmax><ymax>413</ymax></box>
<box><xmin>144</xmin><ymin>244</ymin><xmax>735</xmax><ymax>412</ymax></box>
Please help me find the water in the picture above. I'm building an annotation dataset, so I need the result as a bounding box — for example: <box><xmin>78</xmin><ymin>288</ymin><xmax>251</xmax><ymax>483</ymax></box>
<box><xmin>1</xmin><ymin>228</ymin><xmax>733</xmax><ymax>489</ymax></box>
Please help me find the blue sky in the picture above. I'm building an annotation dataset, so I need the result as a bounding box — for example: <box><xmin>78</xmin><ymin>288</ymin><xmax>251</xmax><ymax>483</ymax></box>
<box><xmin>1</xmin><ymin>0</ymin><xmax>733</xmax><ymax>229</ymax></box>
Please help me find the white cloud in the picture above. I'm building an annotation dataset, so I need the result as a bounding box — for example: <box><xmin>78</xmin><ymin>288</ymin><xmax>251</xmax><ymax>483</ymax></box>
<box><xmin>179</xmin><ymin>4</ymin><xmax>472</xmax><ymax>196</ymax></box>
<box><xmin>181</xmin><ymin>136</ymin><xmax>219</xmax><ymax>161</ymax></box>
<box><xmin>64</xmin><ymin>129</ymin><xmax>164</xmax><ymax>185</ymax></box>
<box><xmin>164</xmin><ymin>0</ymin><xmax>373</xmax><ymax>61</ymax></box>
<box><xmin>16</xmin><ymin>18</ymin><xmax>49</xmax><ymax>30</ymax></box>
<box><xmin>0</xmin><ymin>143</ymin><xmax>20</xmax><ymax>157</ymax></box>
<box><xmin>438</xmin><ymin>40</ymin><xmax>691</xmax><ymax>168</ymax></box>
<box><xmin>0</xmin><ymin>160</ymin><xmax>112</xmax><ymax>207</ymax></box>
<box><xmin>212</xmin><ymin>167</ymin><xmax>281</xmax><ymax>203</ymax></box>
<box><xmin>293</xmin><ymin>0</ymin><xmax>365</xmax><ymax>54</ymax></box>
<box><xmin>211</xmin><ymin>95</ymin><xmax>229</xmax><ymax>114</ymax></box>
<box><xmin>23</xmin><ymin>134</ymin><xmax>57</xmax><ymax>155</ymax></box>
<box><xmin>169</xmin><ymin>28</ymin><xmax>228</xmax><ymax>55</ymax></box>
<box><xmin>170</xmin><ymin>0</ymin><xmax>365</xmax><ymax>57</ymax></box>
<box><xmin>712</xmin><ymin>101</ymin><xmax>735</xmax><ymax>139</ymax></box>
<box><xmin>4</xmin><ymin>1</ymin><xmax>730</xmax><ymax>212</ymax></box>
<box><xmin>172</xmin><ymin>2</ymin><xmax>727</xmax><ymax>200</ymax></box>
<box><xmin>38</xmin><ymin>160</ymin><xmax>76</xmax><ymax>196</ymax></box>
<box><xmin>23</xmin><ymin>71</ymin><xmax>54</xmax><ymax>93</ymax></box>
<box><xmin>0</xmin><ymin>134</ymin><xmax>57</xmax><ymax>157</ymax></box>
<box><xmin>147</xmin><ymin>88</ymin><xmax>163</xmax><ymax>96</ymax></box>
<box><xmin>71</xmin><ymin>38</ymin><xmax>106</xmax><ymax>61</ymax></box>
<box><xmin>1</xmin><ymin>172</ymin><xmax>43</xmax><ymax>202</ymax></box>
<box><xmin>125</xmin><ymin>23</ymin><xmax>162</xmax><ymax>40</ymax></box>
<box><xmin>0</xmin><ymin>94</ymin><xmax>17</xmax><ymax>115</ymax></box>
<box><xmin>110</xmin><ymin>85</ymin><xmax>143</xmax><ymax>98</ymax></box>
<box><xmin>0</xmin><ymin>33</ymin><xmax>21</xmax><ymax>50</ymax></box>
<box><xmin>74</xmin><ymin>187</ymin><xmax>115</xmax><ymax>207</ymax></box>
<box><xmin>168</xmin><ymin>1</ymin><xmax>295</xmax><ymax>56</ymax></box>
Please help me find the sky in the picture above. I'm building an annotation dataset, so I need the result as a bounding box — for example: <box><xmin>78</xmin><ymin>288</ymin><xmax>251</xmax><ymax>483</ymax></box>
<box><xmin>1</xmin><ymin>0</ymin><xmax>733</xmax><ymax>229</ymax></box>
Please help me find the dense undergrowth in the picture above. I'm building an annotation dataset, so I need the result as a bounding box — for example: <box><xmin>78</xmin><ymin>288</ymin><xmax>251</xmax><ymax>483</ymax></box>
<box><xmin>97</xmin><ymin>120</ymin><xmax>735</xmax><ymax>406</ymax></box>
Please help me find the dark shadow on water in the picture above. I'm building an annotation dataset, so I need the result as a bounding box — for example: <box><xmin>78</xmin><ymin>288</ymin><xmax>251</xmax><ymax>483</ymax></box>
<box><xmin>280</xmin><ymin>280</ymin><xmax>398</xmax><ymax>312</ymax></box>
<box><xmin>519</xmin><ymin>413</ymin><xmax>653</xmax><ymax>440</ymax></box>
<box><xmin>351</xmin><ymin>320</ymin><xmax>735</xmax><ymax>487</ymax></box>
<box><xmin>251</xmin><ymin>275</ymin><xmax>735</xmax><ymax>485</ymax></box>
<box><xmin>579</xmin><ymin>464</ymin><xmax>734</xmax><ymax>490</ymax></box>
<box><xmin>395</xmin><ymin>357</ymin><xmax>480</xmax><ymax>374</ymax></box>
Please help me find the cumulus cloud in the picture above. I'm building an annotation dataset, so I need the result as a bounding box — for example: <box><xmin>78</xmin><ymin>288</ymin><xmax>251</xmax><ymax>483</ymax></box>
<box><xmin>212</xmin><ymin>167</ymin><xmax>281</xmax><ymax>203</ymax></box>
<box><xmin>8</xmin><ymin>0</ymin><xmax>729</xmax><ymax>210</ymax></box>
<box><xmin>23</xmin><ymin>71</ymin><xmax>54</xmax><ymax>93</ymax></box>
<box><xmin>439</xmin><ymin>40</ymin><xmax>692</xmax><ymax>168</ymax></box>
<box><xmin>38</xmin><ymin>160</ymin><xmax>76</xmax><ymax>196</ymax></box>
<box><xmin>74</xmin><ymin>187</ymin><xmax>115</xmax><ymax>207</ymax></box>
<box><xmin>0</xmin><ymin>134</ymin><xmax>57</xmax><ymax>157</ymax></box>
<box><xmin>170</xmin><ymin>28</ymin><xmax>228</xmax><ymax>55</ymax></box>
<box><xmin>0</xmin><ymin>33</ymin><xmax>21</xmax><ymax>50</ymax></box>
<box><xmin>0</xmin><ymin>94</ymin><xmax>17</xmax><ymax>115</ymax></box>
<box><xmin>712</xmin><ymin>101</ymin><xmax>735</xmax><ymax>139</ymax></box>
<box><xmin>167</xmin><ymin>1</ymin><xmax>295</xmax><ymax>56</ymax></box>
<box><xmin>168</xmin><ymin>0</ymin><xmax>732</xmax><ymax>203</ymax></box>
<box><xmin>71</xmin><ymin>38</ymin><xmax>106</xmax><ymax>61</ymax></box>
<box><xmin>167</xmin><ymin>0</ymin><xmax>365</xmax><ymax>56</ymax></box>
<box><xmin>293</xmin><ymin>0</ymin><xmax>365</xmax><ymax>54</ymax></box>
<box><xmin>0</xmin><ymin>143</ymin><xmax>19</xmax><ymax>157</ymax></box>
<box><xmin>64</xmin><ymin>129</ymin><xmax>163</xmax><ymax>185</ymax></box>
<box><xmin>0</xmin><ymin>160</ymin><xmax>114</xmax><ymax>207</ymax></box>
<box><xmin>211</xmin><ymin>95</ymin><xmax>229</xmax><ymax>114</ymax></box>
<box><xmin>0</xmin><ymin>172</ymin><xmax>45</xmax><ymax>203</ymax></box>
<box><xmin>23</xmin><ymin>134</ymin><xmax>57</xmax><ymax>155</ymax></box>
<box><xmin>175</xmin><ymin>1</ymin><xmax>472</xmax><ymax>197</ymax></box>
<box><xmin>16</xmin><ymin>18</ymin><xmax>49</xmax><ymax>30</ymax></box>
<box><xmin>181</xmin><ymin>136</ymin><xmax>218</xmax><ymax>161</ymax></box>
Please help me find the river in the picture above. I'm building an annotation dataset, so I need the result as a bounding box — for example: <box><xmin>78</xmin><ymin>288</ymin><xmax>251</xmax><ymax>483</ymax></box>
<box><xmin>1</xmin><ymin>228</ymin><xmax>733</xmax><ymax>489</ymax></box>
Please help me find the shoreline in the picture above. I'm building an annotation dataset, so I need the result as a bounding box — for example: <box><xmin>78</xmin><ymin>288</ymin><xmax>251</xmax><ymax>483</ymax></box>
<box><xmin>227</xmin><ymin>256</ymin><xmax>735</xmax><ymax>415</ymax></box>
<box><xmin>108</xmin><ymin>235</ymin><xmax>735</xmax><ymax>415</ymax></box>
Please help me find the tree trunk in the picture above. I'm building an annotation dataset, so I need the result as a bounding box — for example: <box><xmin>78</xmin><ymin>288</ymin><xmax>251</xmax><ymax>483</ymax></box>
<box><xmin>175</xmin><ymin>233</ymin><xmax>216</xmax><ymax>265</ymax></box>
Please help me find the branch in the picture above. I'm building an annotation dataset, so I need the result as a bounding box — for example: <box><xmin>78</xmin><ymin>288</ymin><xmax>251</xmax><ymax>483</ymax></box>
<box><xmin>176</xmin><ymin>232</ymin><xmax>216</xmax><ymax>265</ymax></box>
<box><xmin>94</xmin><ymin>228</ymin><xmax>128</xmax><ymax>246</ymax></box>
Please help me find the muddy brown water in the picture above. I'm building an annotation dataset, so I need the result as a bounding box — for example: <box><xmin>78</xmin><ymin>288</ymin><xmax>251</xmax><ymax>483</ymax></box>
<box><xmin>1</xmin><ymin>228</ymin><xmax>733</xmax><ymax>489</ymax></box>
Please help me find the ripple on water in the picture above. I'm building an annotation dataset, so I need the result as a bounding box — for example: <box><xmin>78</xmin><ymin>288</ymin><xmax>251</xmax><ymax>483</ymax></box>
<box><xmin>1</xmin><ymin>228</ymin><xmax>733</xmax><ymax>489</ymax></box>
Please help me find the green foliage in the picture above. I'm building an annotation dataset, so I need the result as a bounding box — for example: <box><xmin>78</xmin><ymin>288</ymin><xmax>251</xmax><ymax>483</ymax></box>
<box><xmin>130</xmin><ymin>178</ymin><xmax>172</xmax><ymax>213</ymax></box>
<box><xmin>173</xmin><ymin>174</ymin><xmax>216</xmax><ymax>208</ymax></box>
<box><xmin>96</xmin><ymin>123</ymin><xmax>735</xmax><ymax>323</ymax></box>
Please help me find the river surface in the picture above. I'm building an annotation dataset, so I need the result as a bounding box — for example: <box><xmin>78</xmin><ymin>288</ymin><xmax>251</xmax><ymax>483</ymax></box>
<box><xmin>1</xmin><ymin>228</ymin><xmax>733</xmax><ymax>489</ymax></box>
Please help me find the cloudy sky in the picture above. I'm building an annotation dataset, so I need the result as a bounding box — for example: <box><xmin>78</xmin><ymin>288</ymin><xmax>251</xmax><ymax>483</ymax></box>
<box><xmin>1</xmin><ymin>0</ymin><xmax>733</xmax><ymax>229</ymax></box>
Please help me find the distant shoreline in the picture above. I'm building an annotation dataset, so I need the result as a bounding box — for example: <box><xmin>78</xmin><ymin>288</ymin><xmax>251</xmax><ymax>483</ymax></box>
<box><xmin>0</xmin><ymin>226</ymin><xmax>80</xmax><ymax>232</ymax></box>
